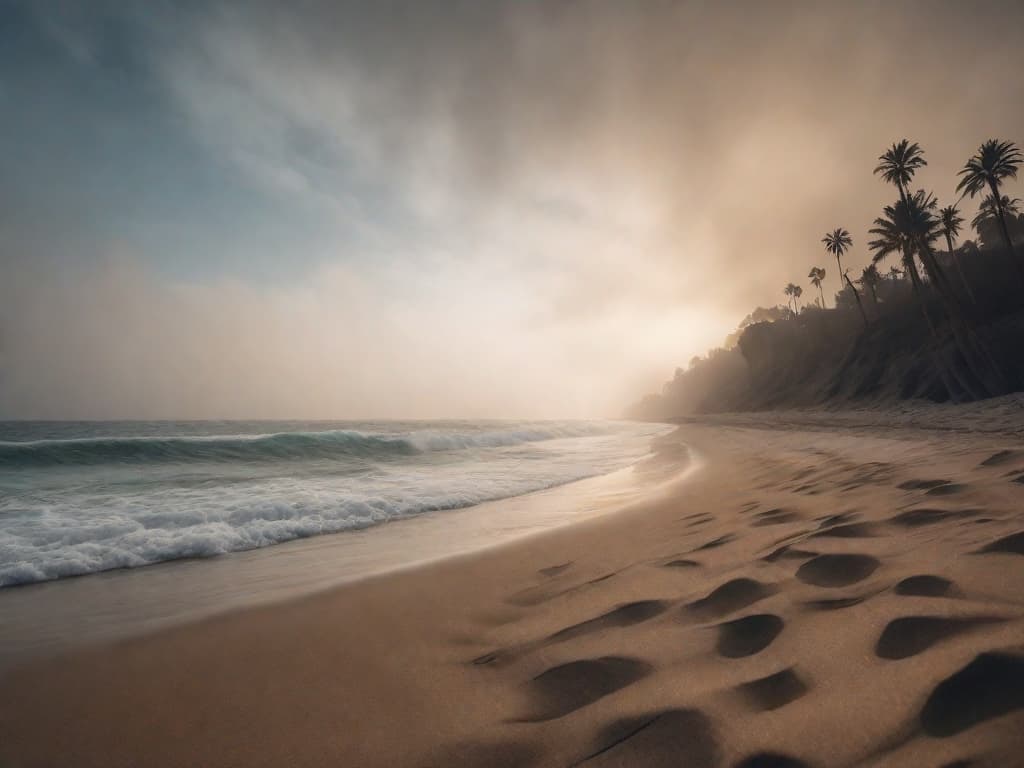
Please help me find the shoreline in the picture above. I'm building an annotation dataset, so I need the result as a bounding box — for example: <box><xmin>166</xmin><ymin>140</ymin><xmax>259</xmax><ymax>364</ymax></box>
<box><xmin>0</xmin><ymin>431</ymin><xmax>687</xmax><ymax>670</ymax></box>
<box><xmin>3</xmin><ymin>414</ymin><xmax>1024</xmax><ymax>766</ymax></box>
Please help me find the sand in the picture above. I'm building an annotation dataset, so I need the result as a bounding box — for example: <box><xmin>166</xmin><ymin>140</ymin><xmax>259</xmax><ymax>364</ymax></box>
<box><xmin>3</xmin><ymin>408</ymin><xmax>1024</xmax><ymax>767</ymax></box>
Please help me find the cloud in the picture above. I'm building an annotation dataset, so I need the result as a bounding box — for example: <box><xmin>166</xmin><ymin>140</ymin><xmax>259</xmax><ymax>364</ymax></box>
<box><xmin>3</xmin><ymin>0</ymin><xmax>1024</xmax><ymax>417</ymax></box>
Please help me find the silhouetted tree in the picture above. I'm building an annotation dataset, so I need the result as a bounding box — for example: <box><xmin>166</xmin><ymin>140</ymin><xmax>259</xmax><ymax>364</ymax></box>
<box><xmin>940</xmin><ymin>205</ymin><xmax>975</xmax><ymax>303</ymax></box>
<box><xmin>783</xmin><ymin>283</ymin><xmax>799</xmax><ymax>313</ymax></box>
<box><xmin>823</xmin><ymin>228</ymin><xmax>867</xmax><ymax>327</ymax></box>
<box><xmin>859</xmin><ymin>264</ymin><xmax>881</xmax><ymax>305</ymax></box>
<box><xmin>972</xmin><ymin>194</ymin><xmax>1021</xmax><ymax>231</ymax></box>
<box><xmin>808</xmin><ymin>266</ymin><xmax>826</xmax><ymax>308</ymax></box>
<box><xmin>900</xmin><ymin>190</ymin><xmax>961</xmax><ymax>307</ymax></box>
<box><xmin>956</xmin><ymin>139</ymin><xmax>1023</xmax><ymax>267</ymax></box>
<box><xmin>874</xmin><ymin>139</ymin><xmax>927</xmax><ymax>205</ymax></box>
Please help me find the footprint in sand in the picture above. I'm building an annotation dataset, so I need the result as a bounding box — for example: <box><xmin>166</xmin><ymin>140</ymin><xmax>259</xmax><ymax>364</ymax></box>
<box><xmin>572</xmin><ymin>709</ymin><xmax>718</xmax><ymax>768</ymax></box>
<box><xmin>715</xmin><ymin>614</ymin><xmax>784</xmax><ymax>658</ymax></box>
<box><xmin>980</xmin><ymin>449</ymin><xmax>1020</xmax><ymax>467</ymax></box>
<box><xmin>894</xmin><ymin>575</ymin><xmax>955</xmax><ymax>597</ymax></box>
<box><xmin>976</xmin><ymin>531</ymin><xmax>1024</xmax><ymax>555</ymax></box>
<box><xmin>875</xmin><ymin>616</ymin><xmax>1005</xmax><ymax>660</ymax></box>
<box><xmin>796</xmin><ymin>554</ymin><xmax>879</xmax><ymax>587</ymax></box>
<box><xmin>523</xmin><ymin>656</ymin><xmax>652</xmax><ymax>721</ymax></box>
<box><xmin>920</xmin><ymin>648</ymin><xmax>1024</xmax><ymax>737</ymax></box>
<box><xmin>685</xmin><ymin>578</ymin><xmax>776</xmax><ymax>620</ymax></box>
<box><xmin>735</xmin><ymin>667</ymin><xmax>809</xmax><ymax>711</ymax></box>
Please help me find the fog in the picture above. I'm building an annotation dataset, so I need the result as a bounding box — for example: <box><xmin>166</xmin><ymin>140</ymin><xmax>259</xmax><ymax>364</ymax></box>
<box><xmin>3</xmin><ymin>1</ymin><xmax>1024</xmax><ymax>419</ymax></box>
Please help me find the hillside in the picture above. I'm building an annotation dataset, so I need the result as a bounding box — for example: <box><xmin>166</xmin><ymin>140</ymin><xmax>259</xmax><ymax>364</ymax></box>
<box><xmin>630</xmin><ymin>244</ymin><xmax>1024</xmax><ymax>419</ymax></box>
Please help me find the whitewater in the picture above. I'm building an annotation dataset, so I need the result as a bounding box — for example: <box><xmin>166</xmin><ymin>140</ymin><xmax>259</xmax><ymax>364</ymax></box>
<box><xmin>0</xmin><ymin>420</ymin><xmax>670</xmax><ymax>587</ymax></box>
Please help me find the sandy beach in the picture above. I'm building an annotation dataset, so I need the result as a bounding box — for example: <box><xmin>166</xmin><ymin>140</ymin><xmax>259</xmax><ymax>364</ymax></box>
<box><xmin>3</xmin><ymin>407</ymin><xmax>1024</xmax><ymax>767</ymax></box>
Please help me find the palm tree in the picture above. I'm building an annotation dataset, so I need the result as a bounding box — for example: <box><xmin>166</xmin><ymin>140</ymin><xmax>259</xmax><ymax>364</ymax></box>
<box><xmin>793</xmin><ymin>284</ymin><xmax>803</xmax><ymax>312</ymax></box>
<box><xmin>783</xmin><ymin>283</ymin><xmax>798</xmax><ymax>313</ymax></box>
<box><xmin>939</xmin><ymin>205</ymin><xmax>975</xmax><ymax>303</ymax></box>
<box><xmin>872</xmin><ymin>141</ymin><xmax>953</xmax><ymax>291</ymax></box>
<box><xmin>808</xmin><ymin>266</ymin><xmax>827</xmax><ymax>308</ymax></box>
<box><xmin>874</xmin><ymin>139</ymin><xmax>927</xmax><ymax>204</ymax></box>
<box><xmin>956</xmin><ymin>139</ymin><xmax>1023</xmax><ymax>265</ymax></box>
<box><xmin>822</xmin><ymin>228</ymin><xmax>867</xmax><ymax>327</ymax></box>
<box><xmin>873</xmin><ymin>190</ymin><xmax>962</xmax><ymax>311</ymax></box>
<box><xmin>972</xmin><ymin>194</ymin><xmax>1021</xmax><ymax>231</ymax></box>
<box><xmin>869</xmin><ymin>202</ymin><xmax>985</xmax><ymax>397</ymax></box>
<box><xmin>899</xmin><ymin>190</ymin><xmax>961</xmax><ymax>302</ymax></box>
<box><xmin>822</xmin><ymin>228</ymin><xmax>852</xmax><ymax>279</ymax></box>
<box><xmin>869</xmin><ymin>215</ymin><xmax>919</xmax><ymax>284</ymax></box>
<box><xmin>859</xmin><ymin>264</ymin><xmax>881</xmax><ymax>305</ymax></box>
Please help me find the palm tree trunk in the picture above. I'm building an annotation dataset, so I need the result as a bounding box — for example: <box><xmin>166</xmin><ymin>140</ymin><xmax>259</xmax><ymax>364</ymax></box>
<box><xmin>818</xmin><ymin>284</ymin><xmax>825</xmax><ymax>309</ymax></box>
<box><xmin>989</xmin><ymin>179</ymin><xmax>1020</xmax><ymax>264</ymax></box>
<box><xmin>842</xmin><ymin>272</ymin><xmax>869</xmax><ymax>329</ymax></box>
<box><xmin>918</xmin><ymin>239</ymin><xmax>967</xmax><ymax>318</ymax></box>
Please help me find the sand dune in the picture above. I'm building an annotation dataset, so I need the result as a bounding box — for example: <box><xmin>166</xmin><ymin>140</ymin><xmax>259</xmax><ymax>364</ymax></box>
<box><xmin>3</xmin><ymin>409</ymin><xmax>1024</xmax><ymax>766</ymax></box>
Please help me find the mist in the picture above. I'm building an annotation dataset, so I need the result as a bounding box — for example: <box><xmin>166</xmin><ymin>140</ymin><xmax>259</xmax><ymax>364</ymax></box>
<box><xmin>3</xmin><ymin>0</ymin><xmax>1024</xmax><ymax>419</ymax></box>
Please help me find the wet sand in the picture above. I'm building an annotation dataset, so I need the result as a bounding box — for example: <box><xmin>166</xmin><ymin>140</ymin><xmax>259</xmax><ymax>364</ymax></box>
<box><xmin>3</xmin><ymin>409</ymin><xmax>1024</xmax><ymax>767</ymax></box>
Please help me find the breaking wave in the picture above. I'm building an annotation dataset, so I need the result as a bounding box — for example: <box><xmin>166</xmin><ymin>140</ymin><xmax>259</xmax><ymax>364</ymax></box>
<box><xmin>0</xmin><ymin>424</ymin><xmax>609</xmax><ymax>467</ymax></box>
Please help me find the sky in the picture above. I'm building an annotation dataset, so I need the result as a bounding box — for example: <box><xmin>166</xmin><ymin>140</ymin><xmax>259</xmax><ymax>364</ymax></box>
<box><xmin>2</xmin><ymin>0</ymin><xmax>1024</xmax><ymax>419</ymax></box>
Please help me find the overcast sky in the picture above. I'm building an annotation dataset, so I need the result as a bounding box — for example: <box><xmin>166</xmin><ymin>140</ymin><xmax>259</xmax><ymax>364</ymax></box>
<box><xmin>2</xmin><ymin>0</ymin><xmax>1023</xmax><ymax>419</ymax></box>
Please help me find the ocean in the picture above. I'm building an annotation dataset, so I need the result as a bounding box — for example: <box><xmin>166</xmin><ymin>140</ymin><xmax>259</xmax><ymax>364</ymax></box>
<box><xmin>0</xmin><ymin>419</ymin><xmax>670</xmax><ymax>588</ymax></box>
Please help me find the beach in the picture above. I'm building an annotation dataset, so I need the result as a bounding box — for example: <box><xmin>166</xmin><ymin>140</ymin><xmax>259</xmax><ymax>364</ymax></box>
<box><xmin>3</xmin><ymin>405</ymin><xmax>1024</xmax><ymax>767</ymax></box>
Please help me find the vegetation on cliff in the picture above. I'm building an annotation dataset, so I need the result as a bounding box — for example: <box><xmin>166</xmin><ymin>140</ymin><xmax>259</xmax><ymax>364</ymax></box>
<box><xmin>630</xmin><ymin>138</ymin><xmax>1024</xmax><ymax>420</ymax></box>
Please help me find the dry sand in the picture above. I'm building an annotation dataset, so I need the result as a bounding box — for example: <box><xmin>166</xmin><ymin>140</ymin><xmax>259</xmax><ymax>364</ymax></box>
<box><xmin>3</xmin><ymin>408</ymin><xmax>1024</xmax><ymax>767</ymax></box>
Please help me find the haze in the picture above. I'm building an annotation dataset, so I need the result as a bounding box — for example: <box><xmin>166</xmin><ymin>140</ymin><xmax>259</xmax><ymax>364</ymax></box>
<box><xmin>3</xmin><ymin>0</ymin><xmax>1023</xmax><ymax>419</ymax></box>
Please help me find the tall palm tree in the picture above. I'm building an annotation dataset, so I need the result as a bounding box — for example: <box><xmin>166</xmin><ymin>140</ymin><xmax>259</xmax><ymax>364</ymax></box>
<box><xmin>793</xmin><ymin>284</ymin><xmax>803</xmax><ymax>312</ymax></box>
<box><xmin>822</xmin><ymin>228</ymin><xmax>853</xmax><ymax>279</ymax></box>
<box><xmin>822</xmin><ymin>227</ymin><xmax>867</xmax><ymax>327</ymax></box>
<box><xmin>874</xmin><ymin>139</ymin><xmax>927</xmax><ymax>204</ymax></box>
<box><xmin>808</xmin><ymin>266</ymin><xmax>827</xmax><ymax>308</ymax></box>
<box><xmin>939</xmin><ymin>205</ymin><xmax>975</xmax><ymax>303</ymax></box>
<box><xmin>956</xmin><ymin>139</ymin><xmax>1023</xmax><ymax>265</ymax></box>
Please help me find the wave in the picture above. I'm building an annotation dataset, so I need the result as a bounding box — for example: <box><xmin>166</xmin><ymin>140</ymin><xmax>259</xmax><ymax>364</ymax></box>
<box><xmin>0</xmin><ymin>424</ymin><xmax>610</xmax><ymax>467</ymax></box>
<box><xmin>0</xmin><ymin>468</ymin><xmax>613</xmax><ymax>587</ymax></box>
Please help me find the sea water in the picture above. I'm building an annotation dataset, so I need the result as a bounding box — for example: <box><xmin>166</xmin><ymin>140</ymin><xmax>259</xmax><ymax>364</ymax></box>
<box><xmin>0</xmin><ymin>420</ymin><xmax>670</xmax><ymax>587</ymax></box>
